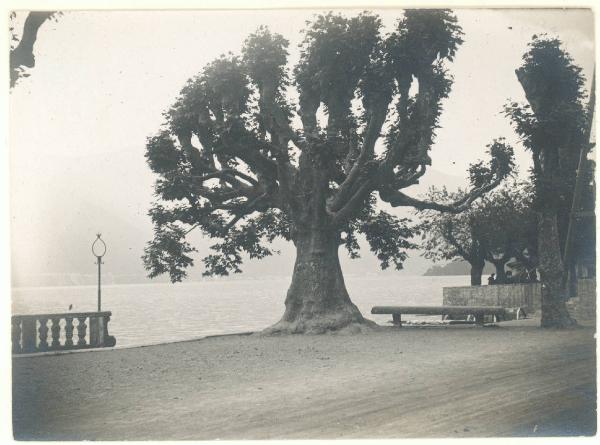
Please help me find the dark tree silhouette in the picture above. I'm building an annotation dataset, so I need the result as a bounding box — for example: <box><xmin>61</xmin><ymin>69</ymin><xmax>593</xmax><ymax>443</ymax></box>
<box><xmin>474</xmin><ymin>182</ymin><xmax>537</xmax><ymax>283</ymax></box>
<box><xmin>9</xmin><ymin>11</ymin><xmax>60</xmax><ymax>88</ymax></box>
<box><xmin>417</xmin><ymin>187</ymin><xmax>488</xmax><ymax>286</ymax></box>
<box><xmin>143</xmin><ymin>10</ymin><xmax>514</xmax><ymax>334</ymax></box>
<box><xmin>506</xmin><ymin>36</ymin><xmax>593</xmax><ymax>327</ymax></box>
<box><xmin>418</xmin><ymin>181</ymin><xmax>534</xmax><ymax>287</ymax></box>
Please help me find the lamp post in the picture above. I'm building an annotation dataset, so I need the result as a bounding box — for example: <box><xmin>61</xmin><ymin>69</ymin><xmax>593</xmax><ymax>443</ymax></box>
<box><xmin>92</xmin><ymin>233</ymin><xmax>107</xmax><ymax>312</ymax></box>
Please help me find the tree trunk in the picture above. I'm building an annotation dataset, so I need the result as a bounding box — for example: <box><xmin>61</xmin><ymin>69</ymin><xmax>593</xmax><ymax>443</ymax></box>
<box><xmin>470</xmin><ymin>260</ymin><xmax>484</xmax><ymax>286</ymax></box>
<box><xmin>538</xmin><ymin>211</ymin><xmax>577</xmax><ymax>328</ymax></box>
<box><xmin>493</xmin><ymin>261</ymin><xmax>507</xmax><ymax>284</ymax></box>
<box><xmin>264</xmin><ymin>228</ymin><xmax>377</xmax><ymax>334</ymax></box>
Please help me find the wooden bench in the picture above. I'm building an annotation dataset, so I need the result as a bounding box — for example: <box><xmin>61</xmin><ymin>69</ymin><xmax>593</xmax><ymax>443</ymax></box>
<box><xmin>371</xmin><ymin>305</ymin><xmax>508</xmax><ymax>327</ymax></box>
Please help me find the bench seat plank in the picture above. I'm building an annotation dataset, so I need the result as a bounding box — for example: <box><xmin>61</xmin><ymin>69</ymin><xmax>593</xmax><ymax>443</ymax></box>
<box><xmin>371</xmin><ymin>305</ymin><xmax>506</xmax><ymax>316</ymax></box>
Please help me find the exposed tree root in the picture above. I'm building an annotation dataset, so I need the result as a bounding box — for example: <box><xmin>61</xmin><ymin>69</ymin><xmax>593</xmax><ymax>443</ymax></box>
<box><xmin>261</xmin><ymin>316</ymin><xmax>381</xmax><ymax>336</ymax></box>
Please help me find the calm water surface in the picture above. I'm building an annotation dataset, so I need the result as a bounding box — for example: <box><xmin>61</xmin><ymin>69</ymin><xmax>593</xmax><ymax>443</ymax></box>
<box><xmin>12</xmin><ymin>274</ymin><xmax>469</xmax><ymax>348</ymax></box>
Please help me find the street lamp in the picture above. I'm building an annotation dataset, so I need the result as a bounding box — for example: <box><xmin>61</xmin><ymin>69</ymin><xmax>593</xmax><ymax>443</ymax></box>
<box><xmin>92</xmin><ymin>233</ymin><xmax>107</xmax><ymax>312</ymax></box>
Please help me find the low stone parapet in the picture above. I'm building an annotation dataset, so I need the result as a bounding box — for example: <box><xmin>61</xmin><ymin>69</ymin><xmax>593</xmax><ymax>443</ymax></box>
<box><xmin>443</xmin><ymin>282</ymin><xmax>541</xmax><ymax>313</ymax></box>
<box><xmin>443</xmin><ymin>278</ymin><xmax>596</xmax><ymax>319</ymax></box>
<box><xmin>12</xmin><ymin>311</ymin><xmax>116</xmax><ymax>354</ymax></box>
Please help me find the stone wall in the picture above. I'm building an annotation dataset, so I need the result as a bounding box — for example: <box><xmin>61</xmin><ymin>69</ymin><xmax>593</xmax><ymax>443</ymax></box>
<box><xmin>443</xmin><ymin>282</ymin><xmax>541</xmax><ymax>312</ymax></box>
<box><xmin>443</xmin><ymin>279</ymin><xmax>596</xmax><ymax>317</ymax></box>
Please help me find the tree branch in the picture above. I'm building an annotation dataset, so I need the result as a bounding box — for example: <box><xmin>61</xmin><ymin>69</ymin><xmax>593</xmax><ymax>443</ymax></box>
<box><xmin>10</xmin><ymin>11</ymin><xmax>56</xmax><ymax>87</ymax></box>
<box><xmin>328</xmin><ymin>102</ymin><xmax>388</xmax><ymax>213</ymax></box>
<box><xmin>193</xmin><ymin>169</ymin><xmax>258</xmax><ymax>187</ymax></box>
<box><xmin>442</xmin><ymin>221</ymin><xmax>471</xmax><ymax>262</ymax></box>
<box><xmin>226</xmin><ymin>140</ymin><xmax>279</xmax><ymax>180</ymax></box>
<box><xmin>332</xmin><ymin>179</ymin><xmax>374</xmax><ymax>226</ymax></box>
<box><xmin>379</xmin><ymin>177</ymin><xmax>503</xmax><ymax>213</ymax></box>
<box><xmin>222</xmin><ymin>192</ymin><xmax>269</xmax><ymax>232</ymax></box>
<box><xmin>194</xmin><ymin>185</ymin><xmax>246</xmax><ymax>202</ymax></box>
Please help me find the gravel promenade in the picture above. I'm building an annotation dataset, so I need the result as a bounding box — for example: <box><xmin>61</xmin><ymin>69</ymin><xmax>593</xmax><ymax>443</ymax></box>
<box><xmin>12</xmin><ymin>319</ymin><xmax>596</xmax><ymax>439</ymax></box>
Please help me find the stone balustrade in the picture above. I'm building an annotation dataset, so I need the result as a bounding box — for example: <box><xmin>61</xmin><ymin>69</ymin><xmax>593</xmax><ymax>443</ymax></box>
<box><xmin>12</xmin><ymin>311</ymin><xmax>116</xmax><ymax>354</ymax></box>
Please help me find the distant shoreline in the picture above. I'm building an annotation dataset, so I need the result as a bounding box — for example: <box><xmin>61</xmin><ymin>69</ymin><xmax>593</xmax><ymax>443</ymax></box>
<box><xmin>11</xmin><ymin>275</ymin><xmax>471</xmax><ymax>348</ymax></box>
<box><xmin>10</xmin><ymin>271</ymin><xmax>432</xmax><ymax>290</ymax></box>
<box><xmin>423</xmin><ymin>260</ymin><xmax>495</xmax><ymax>277</ymax></box>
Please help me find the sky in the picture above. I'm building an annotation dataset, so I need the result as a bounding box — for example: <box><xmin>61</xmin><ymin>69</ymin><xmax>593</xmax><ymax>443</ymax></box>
<box><xmin>8</xmin><ymin>8</ymin><xmax>595</xmax><ymax>286</ymax></box>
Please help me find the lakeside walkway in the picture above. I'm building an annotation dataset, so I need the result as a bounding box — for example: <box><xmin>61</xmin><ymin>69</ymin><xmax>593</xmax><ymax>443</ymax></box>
<box><xmin>12</xmin><ymin>319</ymin><xmax>596</xmax><ymax>439</ymax></box>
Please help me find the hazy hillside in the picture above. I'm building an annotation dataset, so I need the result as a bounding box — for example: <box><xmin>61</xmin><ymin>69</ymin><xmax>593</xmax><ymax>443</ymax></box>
<box><xmin>11</xmin><ymin>164</ymin><xmax>469</xmax><ymax>287</ymax></box>
<box><xmin>423</xmin><ymin>260</ymin><xmax>495</xmax><ymax>276</ymax></box>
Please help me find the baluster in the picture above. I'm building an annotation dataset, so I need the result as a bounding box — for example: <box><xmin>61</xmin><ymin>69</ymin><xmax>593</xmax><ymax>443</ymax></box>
<box><xmin>77</xmin><ymin>316</ymin><xmax>87</xmax><ymax>346</ymax></box>
<box><xmin>22</xmin><ymin>318</ymin><xmax>37</xmax><ymax>353</ymax></box>
<box><xmin>38</xmin><ymin>318</ymin><xmax>49</xmax><ymax>350</ymax></box>
<box><xmin>12</xmin><ymin>319</ymin><xmax>22</xmax><ymax>353</ymax></box>
<box><xmin>50</xmin><ymin>318</ymin><xmax>61</xmax><ymax>349</ymax></box>
<box><xmin>90</xmin><ymin>316</ymin><xmax>99</xmax><ymax>347</ymax></box>
<box><xmin>103</xmin><ymin>314</ymin><xmax>116</xmax><ymax>347</ymax></box>
<box><xmin>65</xmin><ymin>317</ymin><xmax>74</xmax><ymax>348</ymax></box>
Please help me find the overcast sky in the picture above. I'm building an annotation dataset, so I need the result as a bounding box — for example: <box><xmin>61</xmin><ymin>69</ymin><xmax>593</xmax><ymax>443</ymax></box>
<box><xmin>8</xmin><ymin>8</ymin><xmax>595</xmax><ymax>285</ymax></box>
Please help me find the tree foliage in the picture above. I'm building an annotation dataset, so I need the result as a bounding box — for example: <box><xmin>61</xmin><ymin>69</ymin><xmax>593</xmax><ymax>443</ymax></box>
<box><xmin>505</xmin><ymin>34</ymin><xmax>593</xmax><ymax>265</ymax></box>
<box><xmin>143</xmin><ymin>10</ymin><xmax>514</xmax><ymax>282</ymax></box>
<box><xmin>417</xmin><ymin>180</ymin><xmax>534</xmax><ymax>281</ymax></box>
<box><xmin>10</xmin><ymin>11</ymin><xmax>61</xmax><ymax>88</ymax></box>
<box><xmin>417</xmin><ymin>186</ymin><xmax>487</xmax><ymax>266</ymax></box>
<box><xmin>505</xmin><ymin>34</ymin><xmax>592</xmax><ymax>327</ymax></box>
<box><xmin>473</xmin><ymin>181</ymin><xmax>538</xmax><ymax>271</ymax></box>
<box><xmin>505</xmin><ymin>35</ymin><xmax>588</xmax><ymax>243</ymax></box>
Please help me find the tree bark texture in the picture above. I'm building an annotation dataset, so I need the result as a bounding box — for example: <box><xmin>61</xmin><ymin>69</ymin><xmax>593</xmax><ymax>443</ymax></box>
<box><xmin>492</xmin><ymin>261</ymin><xmax>507</xmax><ymax>284</ymax></box>
<box><xmin>470</xmin><ymin>260</ymin><xmax>485</xmax><ymax>286</ymax></box>
<box><xmin>538</xmin><ymin>211</ymin><xmax>577</xmax><ymax>328</ymax></box>
<box><xmin>264</xmin><ymin>228</ymin><xmax>376</xmax><ymax>334</ymax></box>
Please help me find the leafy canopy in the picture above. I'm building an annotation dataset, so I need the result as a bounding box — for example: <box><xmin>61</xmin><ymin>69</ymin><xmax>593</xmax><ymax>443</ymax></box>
<box><xmin>143</xmin><ymin>10</ymin><xmax>513</xmax><ymax>281</ymax></box>
<box><xmin>505</xmin><ymin>35</ymin><xmax>588</xmax><ymax>214</ymax></box>
<box><xmin>417</xmin><ymin>180</ymin><xmax>536</xmax><ymax>268</ymax></box>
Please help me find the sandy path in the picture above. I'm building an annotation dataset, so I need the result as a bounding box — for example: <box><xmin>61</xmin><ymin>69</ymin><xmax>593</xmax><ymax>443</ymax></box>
<box><xmin>12</xmin><ymin>320</ymin><xmax>596</xmax><ymax>439</ymax></box>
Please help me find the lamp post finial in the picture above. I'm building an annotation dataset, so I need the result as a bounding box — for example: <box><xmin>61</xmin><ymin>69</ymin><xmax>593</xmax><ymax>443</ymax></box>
<box><xmin>91</xmin><ymin>234</ymin><xmax>106</xmax><ymax>312</ymax></box>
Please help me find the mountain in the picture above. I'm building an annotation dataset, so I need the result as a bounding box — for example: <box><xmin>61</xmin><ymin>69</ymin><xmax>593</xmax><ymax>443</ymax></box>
<box><xmin>423</xmin><ymin>260</ymin><xmax>495</xmax><ymax>276</ymax></box>
<box><xmin>11</xmin><ymin>160</ymin><xmax>465</xmax><ymax>287</ymax></box>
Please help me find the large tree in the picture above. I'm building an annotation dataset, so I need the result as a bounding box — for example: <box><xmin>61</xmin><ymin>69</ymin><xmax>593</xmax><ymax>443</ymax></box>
<box><xmin>143</xmin><ymin>10</ymin><xmax>514</xmax><ymax>334</ymax></box>
<box><xmin>505</xmin><ymin>36</ymin><xmax>593</xmax><ymax>327</ymax></box>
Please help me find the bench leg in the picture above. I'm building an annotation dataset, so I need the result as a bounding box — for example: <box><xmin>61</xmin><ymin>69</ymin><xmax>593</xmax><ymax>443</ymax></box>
<box><xmin>392</xmin><ymin>313</ymin><xmax>402</xmax><ymax>327</ymax></box>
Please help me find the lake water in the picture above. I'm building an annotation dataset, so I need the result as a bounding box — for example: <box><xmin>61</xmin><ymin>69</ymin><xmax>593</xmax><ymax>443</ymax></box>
<box><xmin>12</xmin><ymin>274</ymin><xmax>470</xmax><ymax>348</ymax></box>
